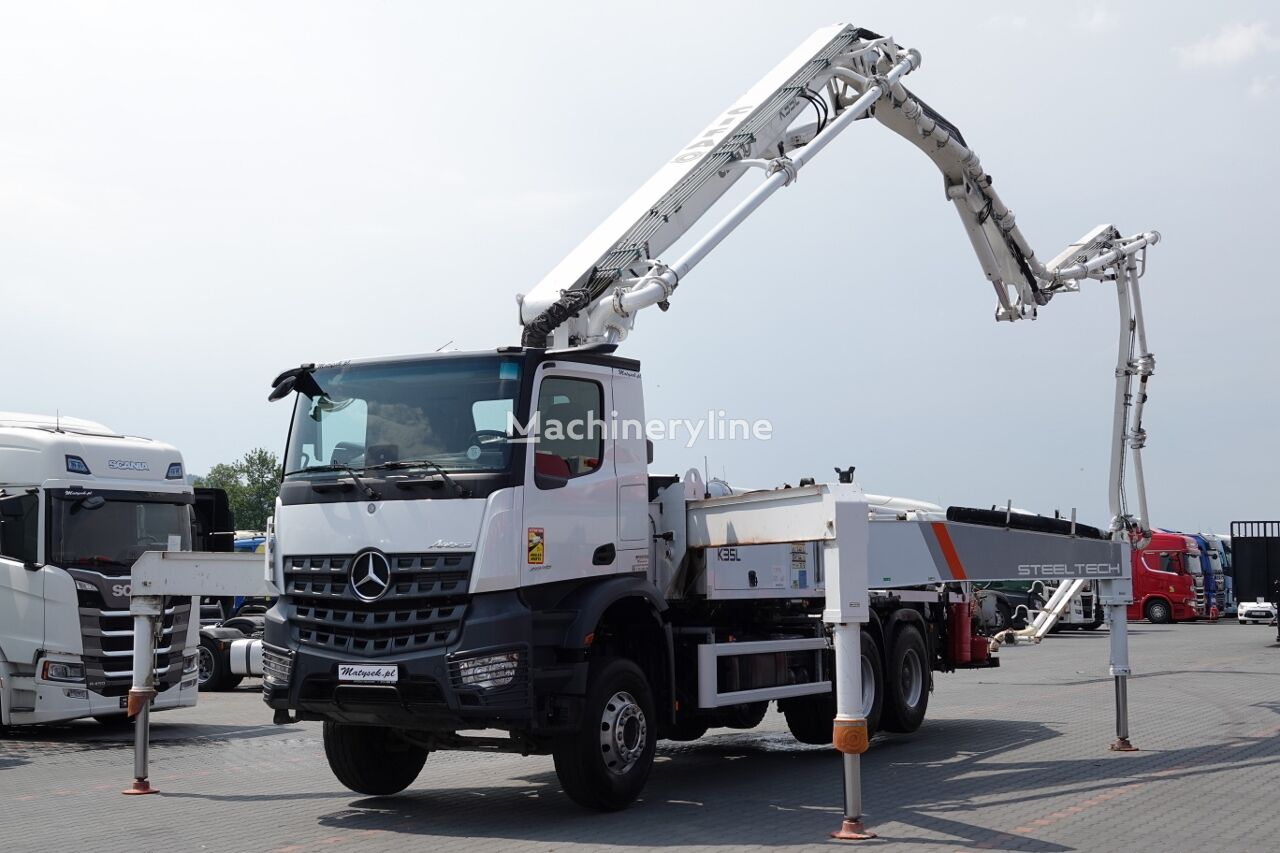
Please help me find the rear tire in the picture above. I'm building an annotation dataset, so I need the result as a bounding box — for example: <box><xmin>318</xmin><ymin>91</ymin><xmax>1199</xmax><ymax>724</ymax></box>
<box><xmin>553</xmin><ymin>657</ymin><xmax>656</xmax><ymax>811</ymax></box>
<box><xmin>782</xmin><ymin>630</ymin><xmax>883</xmax><ymax>744</ymax></box>
<box><xmin>93</xmin><ymin>714</ymin><xmax>133</xmax><ymax>728</ymax></box>
<box><xmin>1145</xmin><ymin>599</ymin><xmax>1172</xmax><ymax>624</ymax></box>
<box><xmin>994</xmin><ymin>599</ymin><xmax>1013</xmax><ymax>633</ymax></box>
<box><xmin>323</xmin><ymin>722</ymin><xmax>429</xmax><ymax>796</ymax></box>
<box><xmin>881</xmin><ymin>624</ymin><xmax>929</xmax><ymax>734</ymax></box>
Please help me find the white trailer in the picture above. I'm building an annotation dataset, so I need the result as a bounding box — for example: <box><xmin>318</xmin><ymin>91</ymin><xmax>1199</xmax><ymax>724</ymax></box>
<box><xmin>0</xmin><ymin>412</ymin><xmax>202</xmax><ymax>726</ymax></box>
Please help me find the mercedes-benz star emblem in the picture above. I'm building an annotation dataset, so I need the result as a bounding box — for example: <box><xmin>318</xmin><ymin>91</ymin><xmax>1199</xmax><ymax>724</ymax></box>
<box><xmin>350</xmin><ymin>551</ymin><xmax>392</xmax><ymax>602</ymax></box>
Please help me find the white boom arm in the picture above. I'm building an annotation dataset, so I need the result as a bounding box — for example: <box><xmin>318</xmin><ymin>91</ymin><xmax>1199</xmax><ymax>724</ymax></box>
<box><xmin>518</xmin><ymin>22</ymin><xmax>1158</xmax><ymax>540</ymax></box>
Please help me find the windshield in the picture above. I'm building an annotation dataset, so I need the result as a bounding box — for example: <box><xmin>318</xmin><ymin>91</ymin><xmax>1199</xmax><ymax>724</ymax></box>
<box><xmin>284</xmin><ymin>355</ymin><xmax>524</xmax><ymax>476</ymax></box>
<box><xmin>50</xmin><ymin>494</ymin><xmax>193</xmax><ymax>572</ymax></box>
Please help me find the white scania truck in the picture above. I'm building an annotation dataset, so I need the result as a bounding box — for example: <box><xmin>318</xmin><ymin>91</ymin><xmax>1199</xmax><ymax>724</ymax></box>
<box><xmin>0</xmin><ymin>412</ymin><xmax>201</xmax><ymax>725</ymax></box>
<box><xmin>258</xmin><ymin>24</ymin><xmax>1156</xmax><ymax>825</ymax></box>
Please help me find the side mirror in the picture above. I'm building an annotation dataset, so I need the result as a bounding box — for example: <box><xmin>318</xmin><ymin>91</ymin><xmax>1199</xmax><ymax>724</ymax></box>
<box><xmin>268</xmin><ymin>375</ymin><xmax>296</xmax><ymax>402</ymax></box>
<box><xmin>534</xmin><ymin>472</ymin><xmax>569</xmax><ymax>491</ymax></box>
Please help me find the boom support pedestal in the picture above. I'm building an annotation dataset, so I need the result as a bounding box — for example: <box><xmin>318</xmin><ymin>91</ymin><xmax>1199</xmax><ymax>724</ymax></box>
<box><xmin>123</xmin><ymin>551</ymin><xmax>275</xmax><ymax>796</ymax></box>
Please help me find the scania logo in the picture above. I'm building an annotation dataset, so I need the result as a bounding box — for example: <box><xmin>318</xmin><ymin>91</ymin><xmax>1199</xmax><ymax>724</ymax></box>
<box><xmin>107</xmin><ymin>459</ymin><xmax>150</xmax><ymax>471</ymax></box>
<box><xmin>349</xmin><ymin>551</ymin><xmax>392</xmax><ymax>602</ymax></box>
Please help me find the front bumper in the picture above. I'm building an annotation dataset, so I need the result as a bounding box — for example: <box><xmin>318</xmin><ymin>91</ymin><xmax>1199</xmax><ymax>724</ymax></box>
<box><xmin>262</xmin><ymin>590</ymin><xmax>587</xmax><ymax>734</ymax></box>
<box><xmin>16</xmin><ymin>673</ymin><xmax>197</xmax><ymax>725</ymax></box>
<box><xmin>1239</xmin><ymin>609</ymin><xmax>1277</xmax><ymax>621</ymax></box>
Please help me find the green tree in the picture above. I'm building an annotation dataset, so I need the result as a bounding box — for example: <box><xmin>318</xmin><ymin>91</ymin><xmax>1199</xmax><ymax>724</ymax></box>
<box><xmin>198</xmin><ymin>448</ymin><xmax>281</xmax><ymax>532</ymax></box>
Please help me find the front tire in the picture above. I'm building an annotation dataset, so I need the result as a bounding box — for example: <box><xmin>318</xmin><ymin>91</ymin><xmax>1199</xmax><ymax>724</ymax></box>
<box><xmin>881</xmin><ymin>624</ymin><xmax>929</xmax><ymax>734</ymax></box>
<box><xmin>1145</xmin><ymin>599</ymin><xmax>1172</xmax><ymax>624</ymax></box>
<box><xmin>323</xmin><ymin>722</ymin><xmax>429</xmax><ymax>796</ymax></box>
<box><xmin>553</xmin><ymin>657</ymin><xmax>656</xmax><ymax>811</ymax></box>
<box><xmin>197</xmin><ymin>635</ymin><xmax>243</xmax><ymax>692</ymax></box>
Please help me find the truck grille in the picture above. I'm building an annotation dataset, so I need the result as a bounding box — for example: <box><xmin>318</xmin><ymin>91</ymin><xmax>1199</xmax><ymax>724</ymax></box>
<box><xmin>282</xmin><ymin>553</ymin><xmax>472</xmax><ymax>657</ymax></box>
<box><xmin>78</xmin><ymin>597</ymin><xmax>192</xmax><ymax>697</ymax></box>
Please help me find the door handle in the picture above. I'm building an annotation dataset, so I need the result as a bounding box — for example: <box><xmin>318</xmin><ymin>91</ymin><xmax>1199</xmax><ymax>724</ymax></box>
<box><xmin>592</xmin><ymin>543</ymin><xmax>616</xmax><ymax>566</ymax></box>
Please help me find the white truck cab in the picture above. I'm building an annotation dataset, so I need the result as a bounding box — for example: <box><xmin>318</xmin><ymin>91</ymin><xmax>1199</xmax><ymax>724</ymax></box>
<box><xmin>0</xmin><ymin>412</ymin><xmax>201</xmax><ymax>725</ymax></box>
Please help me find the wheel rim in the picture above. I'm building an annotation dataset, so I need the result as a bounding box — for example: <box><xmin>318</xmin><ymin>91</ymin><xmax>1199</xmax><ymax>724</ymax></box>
<box><xmin>197</xmin><ymin>646</ymin><xmax>215</xmax><ymax>684</ymax></box>
<box><xmin>899</xmin><ymin>648</ymin><xmax>924</xmax><ymax>708</ymax></box>
<box><xmin>598</xmin><ymin>690</ymin><xmax>647</xmax><ymax>776</ymax></box>
<box><xmin>860</xmin><ymin>653</ymin><xmax>876</xmax><ymax>717</ymax></box>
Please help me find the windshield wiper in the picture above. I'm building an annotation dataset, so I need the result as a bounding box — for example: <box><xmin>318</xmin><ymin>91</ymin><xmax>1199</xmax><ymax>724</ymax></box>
<box><xmin>284</xmin><ymin>463</ymin><xmax>381</xmax><ymax>501</ymax></box>
<box><xmin>363</xmin><ymin>459</ymin><xmax>470</xmax><ymax>498</ymax></box>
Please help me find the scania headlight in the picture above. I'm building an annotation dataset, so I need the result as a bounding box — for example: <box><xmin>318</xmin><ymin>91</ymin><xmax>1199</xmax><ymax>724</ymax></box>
<box><xmin>42</xmin><ymin>660</ymin><xmax>86</xmax><ymax>682</ymax></box>
<box><xmin>455</xmin><ymin>651</ymin><xmax>522</xmax><ymax>690</ymax></box>
<box><xmin>183</xmin><ymin>653</ymin><xmax>199</xmax><ymax>674</ymax></box>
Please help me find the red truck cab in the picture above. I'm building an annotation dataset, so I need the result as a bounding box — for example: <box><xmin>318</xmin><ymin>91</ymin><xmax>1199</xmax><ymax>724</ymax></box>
<box><xmin>1128</xmin><ymin>532</ymin><xmax>1200</xmax><ymax>623</ymax></box>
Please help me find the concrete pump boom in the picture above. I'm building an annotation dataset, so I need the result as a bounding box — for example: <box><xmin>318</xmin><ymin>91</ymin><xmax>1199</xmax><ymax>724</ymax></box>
<box><xmin>517</xmin><ymin>22</ymin><xmax>1158</xmax><ymax>542</ymax></box>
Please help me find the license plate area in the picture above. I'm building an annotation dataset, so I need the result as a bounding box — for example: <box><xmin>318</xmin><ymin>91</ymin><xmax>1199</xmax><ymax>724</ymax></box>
<box><xmin>337</xmin><ymin>663</ymin><xmax>399</xmax><ymax>684</ymax></box>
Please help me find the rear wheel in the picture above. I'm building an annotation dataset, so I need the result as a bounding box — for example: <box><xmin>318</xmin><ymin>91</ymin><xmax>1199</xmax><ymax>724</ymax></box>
<box><xmin>993</xmin><ymin>599</ymin><xmax>1013</xmax><ymax>632</ymax></box>
<box><xmin>553</xmin><ymin>657</ymin><xmax>656</xmax><ymax>811</ymax></box>
<box><xmin>1145</xmin><ymin>599</ymin><xmax>1172</xmax><ymax>624</ymax></box>
<box><xmin>782</xmin><ymin>630</ymin><xmax>883</xmax><ymax>744</ymax></box>
<box><xmin>881</xmin><ymin>624</ymin><xmax>929</xmax><ymax>734</ymax></box>
<box><xmin>323</xmin><ymin>722</ymin><xmax>429</xmax><ymax>796</ymax></box>
<box><xmin>93</xmin><ymin>714</ymin><xmax>133</xmax><ymax>728</ymax></box>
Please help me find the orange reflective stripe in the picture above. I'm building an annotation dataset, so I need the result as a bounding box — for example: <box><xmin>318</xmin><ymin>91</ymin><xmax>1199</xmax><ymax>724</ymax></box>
<box><xmin>931</xmin><ymin>522</ymin><xmax>968</xmax><ymax>580</ymax></box>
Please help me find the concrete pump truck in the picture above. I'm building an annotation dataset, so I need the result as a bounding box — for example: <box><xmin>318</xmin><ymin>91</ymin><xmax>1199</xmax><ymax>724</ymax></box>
<box><xmin>249</xmin><ymin>24</ymin><xmax>1158</xmax><ymax>831</ymax></box>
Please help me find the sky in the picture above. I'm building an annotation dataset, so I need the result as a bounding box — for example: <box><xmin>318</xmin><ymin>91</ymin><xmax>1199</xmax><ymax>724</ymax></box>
<box><xmin>1</xmin><ymin>1</ymin><xmax>1276</xmax><ymax>534</ymax></box>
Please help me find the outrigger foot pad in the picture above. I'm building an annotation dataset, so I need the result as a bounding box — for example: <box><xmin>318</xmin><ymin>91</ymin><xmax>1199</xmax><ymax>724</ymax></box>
<box><xmin>831</xmin><ymin>818</ymin><xmax>877</xmax><ymax>840</ymax></box>
<box><xmin>122</xmin><ymin>778</ymin><xmax>159</xmax><ymax>795</ymax></box>
<box><xmin>1109</xmin><ymin>737</ymin><xmax>1139</xmax><ymax>752</ymax></box>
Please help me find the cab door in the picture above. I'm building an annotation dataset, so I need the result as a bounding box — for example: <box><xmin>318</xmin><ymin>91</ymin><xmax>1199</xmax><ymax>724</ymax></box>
<box><xmin>0</xmin><ymin>491</ymin><xmax>45</xmax><ymax>664</ymax></box>
<box><xmin>521</xmin><ymin>362</ymin><xmax>619</xmax><ymax>586</ymax></box>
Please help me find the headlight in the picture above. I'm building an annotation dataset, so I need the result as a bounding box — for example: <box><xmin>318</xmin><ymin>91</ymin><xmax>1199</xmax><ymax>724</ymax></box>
<box><xmin>183</xmin><ymin>653</ymin><xmax>198</xmax><ymax>674</ymax></box>
<box><xmin>454</xmin><ymin>651</ymin><xmax>522</xmax><ymax>690</ymax></box>
<box><xmin>42</xmin><ymin>660</ymin><xmax>86</xmax><ymax>682</ymax></box>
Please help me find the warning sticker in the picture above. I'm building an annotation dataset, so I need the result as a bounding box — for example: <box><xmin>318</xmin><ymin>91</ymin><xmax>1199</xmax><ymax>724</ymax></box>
<box><xmin>527</xmin><ymin>528</ymin><xmax>545</xmax><ymax>565</ymax></box>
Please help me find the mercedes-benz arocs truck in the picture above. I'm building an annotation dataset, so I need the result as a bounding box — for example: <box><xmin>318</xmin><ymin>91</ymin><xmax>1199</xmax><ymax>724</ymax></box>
<box><xmin>257</xmin><ymin>24</ymin><xmax>1158</xmax><ymax>820</ymax></box>
<box><xmin>0</xmin><ymin>412</ymin><xmax>201</xmax><ymax>725</ymax></box>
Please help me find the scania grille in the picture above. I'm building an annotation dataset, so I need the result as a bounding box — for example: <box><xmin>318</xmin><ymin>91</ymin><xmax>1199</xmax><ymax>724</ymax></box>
<box><xmin>77</xmin><ymin>596</ymin><xmax>191</xmax><ymax>697</ymax></box>
<box><xmin>283</xmin><ymin>553</ymin><xmax>473</xmax><ymax>656</ymax></box>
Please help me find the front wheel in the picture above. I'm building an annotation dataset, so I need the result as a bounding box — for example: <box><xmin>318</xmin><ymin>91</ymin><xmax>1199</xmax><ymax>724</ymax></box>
<box><xmin>1145</xmin><ymin>599</ymin><xmax>1172</xmax><ymax>624</ymax></box>
<box><xmin>197</xmin><ymin>636</ymin><xmax>243</xmax><ymax>692</ymax></box>
<box><xmin>323</xmin><ymin>722</ymin><xmax>429</xmax><ymax>796</ymax></box>
<box><xmin>553</xmin><ymin>658</ymin><xmax>656</xmax><ymax>811</ymax></box>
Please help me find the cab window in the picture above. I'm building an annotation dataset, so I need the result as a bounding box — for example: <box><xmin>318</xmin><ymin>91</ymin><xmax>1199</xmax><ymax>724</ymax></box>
<box><xmin>0</xmin><ymin>492</ymin><xmax>39</xmax><ymax>564</ymax></box>
<box><xmin>534</xmin><ymin>376</ymin><xmax>604</xmax><ymax>484</ymax></box>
